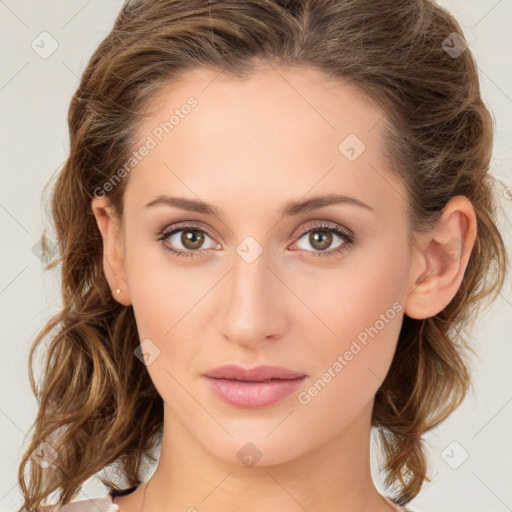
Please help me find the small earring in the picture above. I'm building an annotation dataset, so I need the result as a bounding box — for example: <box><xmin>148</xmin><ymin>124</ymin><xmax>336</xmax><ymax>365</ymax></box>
<box><xmin>116</xmin><ymin>288</ymin><xmax>121</xmax><ymax>294</ymax></box>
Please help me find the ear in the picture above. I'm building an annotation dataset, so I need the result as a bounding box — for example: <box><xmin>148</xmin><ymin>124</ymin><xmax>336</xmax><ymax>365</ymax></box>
<box><xmin>404</xmin><ymin>195</ymin><xmax>477</xmax><ymax>319</ymax></box>
<box><xmin>91</xmin><ymin>197</ymin><xmax>132</xmax><ymax>306</ymax></box>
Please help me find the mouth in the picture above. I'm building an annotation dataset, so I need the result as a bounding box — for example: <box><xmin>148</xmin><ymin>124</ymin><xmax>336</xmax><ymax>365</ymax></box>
<box><xmin>203</xmin><ymin>365</ymin><xmax>308</xmax><ymax>408</ymax></box>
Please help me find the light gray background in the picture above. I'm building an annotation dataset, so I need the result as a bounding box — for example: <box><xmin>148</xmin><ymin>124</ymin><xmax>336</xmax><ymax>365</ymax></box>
<box><xmin>1</xmin><ymin>1</ymin><xmax>511</xmax><ymax>511</ymax></box>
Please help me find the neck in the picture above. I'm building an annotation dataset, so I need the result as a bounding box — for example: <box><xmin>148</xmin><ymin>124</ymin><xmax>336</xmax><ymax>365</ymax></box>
<box><xmin>145</xmin><ymin>400</ymin><xmax>398</xmax><ymax>512</ymax></box>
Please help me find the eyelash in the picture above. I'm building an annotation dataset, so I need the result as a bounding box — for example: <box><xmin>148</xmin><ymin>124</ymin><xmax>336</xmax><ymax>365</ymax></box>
<box><xmin>156</xmin><ymin>221</ymin><xmax>355</xmax><ymax>260</ymax></box>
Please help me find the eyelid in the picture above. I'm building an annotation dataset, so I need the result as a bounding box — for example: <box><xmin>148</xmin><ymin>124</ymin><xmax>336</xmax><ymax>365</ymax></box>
<box><xmin>158</xmin><ymin>220</ymin><xmax>351</xmax><ymax>244</ymax></box>
<box><xmin>291</xmin><ymin>219</ymin><xmax>352</xmax><ymax>240</ymax></box>
<box><xmin>160</xmin><ymin>219</ymin><xmax>212</xmax><ymax>235</ymax></box>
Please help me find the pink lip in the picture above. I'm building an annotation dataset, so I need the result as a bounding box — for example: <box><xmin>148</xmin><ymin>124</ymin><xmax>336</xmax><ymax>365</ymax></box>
<box><xmin>204</xmin><ymin>365</ymin><xmax>307</xmax><ymax>408</ymax></box>
<box><xmin>204</xmin><ymin>364</ymin><xmax>306</xmax><ymax>381</ymax></box>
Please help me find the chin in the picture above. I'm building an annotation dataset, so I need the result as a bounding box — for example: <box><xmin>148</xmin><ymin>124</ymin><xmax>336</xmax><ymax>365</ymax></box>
<box><xmin>199</xmin><ymin>430</ymin><xmax>306</xmax><ymax>469</ymax></box>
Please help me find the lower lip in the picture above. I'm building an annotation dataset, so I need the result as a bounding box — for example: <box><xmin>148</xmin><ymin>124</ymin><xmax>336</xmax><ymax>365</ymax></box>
<box><xmin>205</xmin><ymin>376</ymin><xmax>307</xmax><ymax>408</ymax></box>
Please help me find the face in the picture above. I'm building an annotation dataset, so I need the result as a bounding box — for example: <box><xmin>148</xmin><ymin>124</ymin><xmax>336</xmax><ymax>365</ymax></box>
<box><xmin>111</xmin><ymin>65</ymin><xmax>417</xmax><ymax>465</ymax></box>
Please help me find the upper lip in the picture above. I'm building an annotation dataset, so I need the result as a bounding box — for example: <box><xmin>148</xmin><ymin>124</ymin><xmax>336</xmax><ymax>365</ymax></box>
<box><xmin>204</xmin><ymin>364</ymin><xmax>306</xmax><ymax>382</ymax></box>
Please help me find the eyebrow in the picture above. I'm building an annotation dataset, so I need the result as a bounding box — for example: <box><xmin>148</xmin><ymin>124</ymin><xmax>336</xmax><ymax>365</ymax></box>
<box><xmin>144</xmin><ymin>193</ymin><xmax>375</xmax><ymax>217</ymax></box>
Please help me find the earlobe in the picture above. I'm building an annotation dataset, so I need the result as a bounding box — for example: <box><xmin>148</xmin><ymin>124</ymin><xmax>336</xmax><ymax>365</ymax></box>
<box><xmin>404</xmin><ymin>196</ymin><xmax>477</xmax><ymax>320</ymax></box>
<box><xmin>91</xmin><ymin>197</ymin><xmax>132</xmax><ymax>306</ymax></box>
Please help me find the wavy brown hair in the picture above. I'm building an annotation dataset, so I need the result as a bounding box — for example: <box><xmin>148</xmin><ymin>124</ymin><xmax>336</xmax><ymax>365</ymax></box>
<box><xmin>18</xmin><ymin>0</ymin><xmax>509</xmax><ymax>510</ymax></box>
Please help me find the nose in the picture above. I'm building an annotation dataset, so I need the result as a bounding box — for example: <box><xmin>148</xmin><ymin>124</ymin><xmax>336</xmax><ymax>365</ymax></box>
<box><xmin>216</xmin><ymin>245</ymin><xmax>288</xmax><ymax>348</ymax></box>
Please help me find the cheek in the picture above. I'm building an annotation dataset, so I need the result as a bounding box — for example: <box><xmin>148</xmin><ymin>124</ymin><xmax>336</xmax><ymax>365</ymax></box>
<box><xmin>297</xmin><ymin>244</ymin><xmax>408</xmax><ymax>403</ymax></box>
<box><xmin>294</xmin><ymin>290</ymin><xmax>404</xmax><ymax>439</ymax></box>
<box><xmin>123</xmin><ymin>234</ymin><xmax>207</xmax><ymax>338</ymax></box>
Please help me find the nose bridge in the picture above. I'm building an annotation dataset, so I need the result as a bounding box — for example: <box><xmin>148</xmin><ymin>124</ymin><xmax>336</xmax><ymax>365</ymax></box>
<box><xmin>218</xmin><ymin>239</ymin><xmax>285</xmax><ymax>344</ymax></box>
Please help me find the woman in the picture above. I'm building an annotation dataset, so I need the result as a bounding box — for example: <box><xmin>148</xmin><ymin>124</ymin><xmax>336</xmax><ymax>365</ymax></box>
<box><xmin>17</xmin><ymin>0</ymin><xmax>508</xmax><ymax>511</ymax></box>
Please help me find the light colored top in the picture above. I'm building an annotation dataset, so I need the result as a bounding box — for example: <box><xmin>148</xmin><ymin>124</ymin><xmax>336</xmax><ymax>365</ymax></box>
<box><xmin>46</xmin><ymin>488</ymin><xmax>416</xmax><ymax>511</ymax></box>
<box><xmin>48</xmin><ymin>493</ymin><xmax>118</xmax><ymax>512</ymax></box>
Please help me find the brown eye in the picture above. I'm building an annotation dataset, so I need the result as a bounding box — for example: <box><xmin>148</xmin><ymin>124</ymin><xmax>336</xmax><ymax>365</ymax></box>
<box><xmin>158</xmin><ymin>223</ymin><xmax>219</xmax><ymax>258</ymax></box>
<box><xmin>158</xmin><ymin>221</ymin><xmax>354</xmax><ymax>260</ymax></box>
<box><xmin>292</xmin><ymin>223</ymin><xmax>355</xmax><ymax>258</ymax></box>
<box><xmin>180</xmin><ymin>229</ymin><xmax>206</xmax><ymax>250</ymax></box>
<box><xmin>308</xmin><ymin>229</ymin><xmax>333</xmax><ymax>251</ymax></box>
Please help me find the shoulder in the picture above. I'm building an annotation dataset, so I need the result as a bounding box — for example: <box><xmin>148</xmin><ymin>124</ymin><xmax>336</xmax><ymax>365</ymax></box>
<box><xmin>41</xmin><ymin>494</ymin><xmax>117</xmax><ymax>512</ymax></box>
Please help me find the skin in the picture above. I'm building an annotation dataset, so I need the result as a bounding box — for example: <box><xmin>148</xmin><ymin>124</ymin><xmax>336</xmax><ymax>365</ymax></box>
<box><xmin>92</xmin><ymin>65</ymin><xmax>477</xmax><ymax>512</ymax></box>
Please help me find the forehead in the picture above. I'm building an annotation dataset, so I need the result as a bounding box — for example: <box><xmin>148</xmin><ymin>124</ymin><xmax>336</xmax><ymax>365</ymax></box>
<box><xmin>140</xmin><ymin>64</ymin><xmax>385</xmax><ymax>141</ymax></box>
<box><xmin>124</xmin><ymin>65</ymin><xmax>406</xmax><ymax>220</ymax></box>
